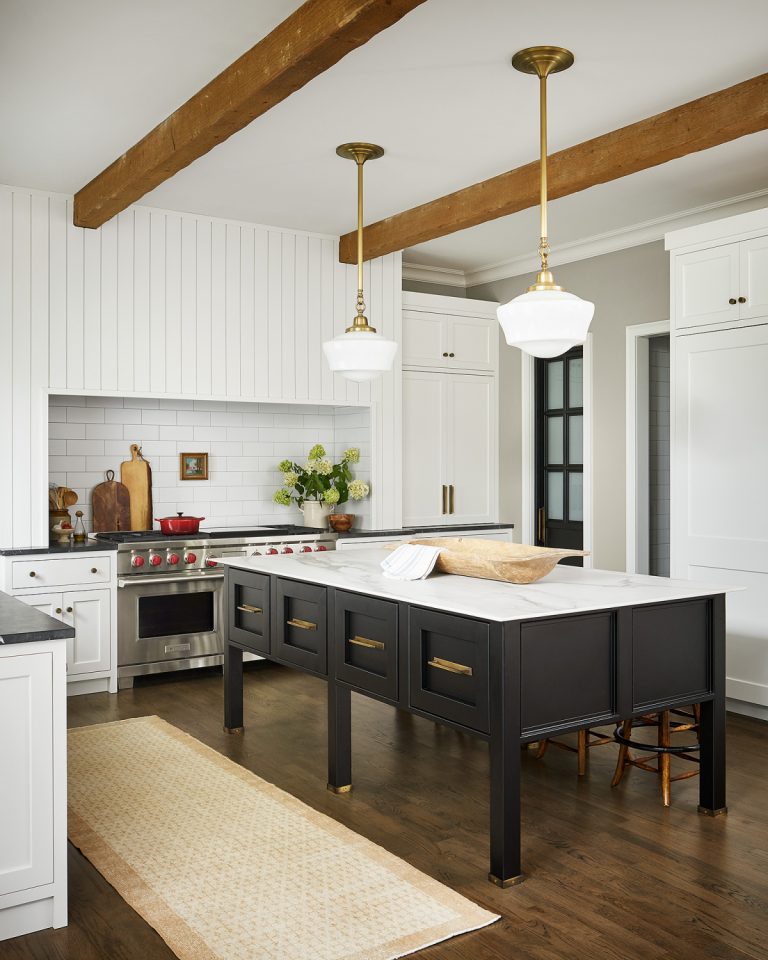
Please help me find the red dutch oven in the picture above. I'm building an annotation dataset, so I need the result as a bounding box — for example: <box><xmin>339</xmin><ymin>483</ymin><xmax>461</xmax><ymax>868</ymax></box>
<box><xmin>155</xmin><ymin>512</ymin><xmax>206</xmax><ymax>535</ymax></box>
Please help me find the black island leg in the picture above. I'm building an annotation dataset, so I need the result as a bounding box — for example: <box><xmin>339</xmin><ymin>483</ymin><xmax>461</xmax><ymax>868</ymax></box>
<box><xmin>327</xmin><ymin>681</ymin><xmax>352</xmax><ymax>794</ymax></box>
<box><xmin>223</xmin><ymin>641</ymin><xmax>244</xmax><ymax>734</ymax></box>
<box><xmin>488</xmin><ymin>623</ymin><xmax>524</xmax><ymax>886</ymax></box>
<box><xmin>699</xmin><ymin>594</ymin><xmax>727</xmax><ymax>815</ymax></box>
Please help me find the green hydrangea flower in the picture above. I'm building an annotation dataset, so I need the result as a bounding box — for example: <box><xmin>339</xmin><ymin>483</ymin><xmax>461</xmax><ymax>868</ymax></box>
<box><xmin>323</xmin><ymin>487</ymin><xmax>341</xmax><ymax>505</ymax></box>
<box><xmin>316</xmin><ymin>459</ymin><xmax>333</xmax><ymax>476</ymax></box>
<box><xmin>273</xmin><ymin>489</ymin><xmax>292</xmax><ymax>506</ymax></box>
<box><xmin>308</xmin><ymin>443</ymin><xmax>326</xmax><ymax>460</ymax></box>
<box><xmin>283</xmin><ymin>471</ymin><xmax>299</xmax><ymax>488</ymax></box>
<box><xmin>343</xmin><ymin>448</ymin><xmax>360</xmax><ymax>463</ymax></box>
<box><xmin>348</xmin><ymin>480</ymin><xmax>369</xmax><ymax>501</ymax></box>
<box><xmin>278</xmin><ymin>459</ymin><xmax>292</xmax><ymax>472</ymax></box>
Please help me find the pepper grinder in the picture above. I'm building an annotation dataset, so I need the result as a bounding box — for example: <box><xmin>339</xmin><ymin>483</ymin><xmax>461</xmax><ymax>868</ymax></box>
<box><xmin>73</xmin><ymin>510</ymin><xmax>87</xmax><ymax>543</ymax></box>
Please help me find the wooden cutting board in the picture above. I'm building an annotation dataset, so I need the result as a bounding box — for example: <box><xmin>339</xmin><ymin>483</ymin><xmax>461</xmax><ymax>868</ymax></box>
<box><xmin>91</xmin><ymin>470</ymin><xmax>132</xmax><ymax>532</ymax></box>
<box><xmin>120</xmin><ymin>444</ymin><xmax>153</xmax><ymax>531</ymax></box>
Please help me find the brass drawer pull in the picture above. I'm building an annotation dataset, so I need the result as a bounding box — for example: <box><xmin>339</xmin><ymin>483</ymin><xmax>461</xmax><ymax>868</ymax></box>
<box><xmin>287</xmin><ymin>617</ymin><xmax>317</xmax><ymax>631</ymax></box>
<box><xmin>237</xmin><ymin>604</ymin><xmax>263</xmax><ymax>615</ymax></box>
<box><xmin>442</xmin><ymin>484</ymin><xmax>448</xmax><ymax>515</ymax></box>
<box><xmin>448</xmin><ymin>484</ymin><xmax>455</xmax><ymax>515</ymax></box>
<box><xmin>348</xmin><ymin>635</ymin><xmax>384</xmax><ymax>650</ymax></box>
<box><xmin>427</xmin><ymin>656</ymin><xmax>473</xmax><ymax>677</ymax></box>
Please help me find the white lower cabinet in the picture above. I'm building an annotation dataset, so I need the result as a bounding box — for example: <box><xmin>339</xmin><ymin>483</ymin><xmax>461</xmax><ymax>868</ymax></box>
<box><xmin>0</xmin><ymin>641</ymin><xmax>67</xmax><ymax>939</ymax></box>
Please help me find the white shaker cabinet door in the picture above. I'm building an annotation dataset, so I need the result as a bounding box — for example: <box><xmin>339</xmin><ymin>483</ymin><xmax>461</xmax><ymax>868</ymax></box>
<box><xmin>402</xmin><ymin>372</ymin><xmax>449</xmax><ymax>526</ymax></box>
<box><xmin>675</xmin><ymin>243</ymin><xmax>740</xmax><ymax>330</ymax></box>
<box><xmin>446</xmin><ymin>316</ymin><xmax>496</xmax><ymax>372</ymax></box>
<box><xmin>401</xmin><ymin>310</ymin><xmax>447</xmax><ymax>369</ymax></box>
<box><xmin>740</xmin><ymin>235</ymin><xmax>768</xmax><ymax>321</ymax></box>
<box><xmin>63</xmin><ymin>589</ymin><xmax>111</xmax><ymax>676</ymax></box>
<box><xmin>446</xmin><ymin>375</ymin><xmax>496</xmax><ymax>524</ymax></box>
<box><xmin>0</xmin><ymin>651</ymin><xmax>54</xmax><ymax>896</ymax></box>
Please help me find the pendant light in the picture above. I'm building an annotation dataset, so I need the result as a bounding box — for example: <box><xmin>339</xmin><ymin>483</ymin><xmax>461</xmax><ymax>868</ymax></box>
<box><xmin>323</xmin><ymin>143</ymin><xmax>397</xmax><ymax>381</ymax></box>
<box><xmin>497</xmin><ymin>47</ymin><xmax>594</xmax><ymax>359</ymax></box>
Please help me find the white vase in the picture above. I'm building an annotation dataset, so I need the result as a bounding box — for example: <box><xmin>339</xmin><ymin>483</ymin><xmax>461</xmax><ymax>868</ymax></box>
<box><xmin>300</xmin><ymin>501</ymin><xmax>331</xmax><ymax>529</ymax></box>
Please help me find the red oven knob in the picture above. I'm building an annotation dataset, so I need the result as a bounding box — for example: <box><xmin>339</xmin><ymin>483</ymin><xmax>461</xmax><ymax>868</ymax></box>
<box><xmin>149</xmin><ymin>554</ymin><xmax>162</xmax><ymax>566</ymax></box>
<box><xmin>167</xmin><ymin>553</ymin><xmax>180</xmax><ymax>565</ymax></box>
<box><xmin>300</xmin><ymin>545</ymin><xmax>312</xmax><ymax>552</ymax></box>
<box><xmin>206</xmin><ymin>558</ymin><xmax>218</xmax><ymax>567</ymax></box>
<box><xmin>266</xmin><ymin>547</ymin><xmax>278</xmax><ymax>555</ymax></box>
<box><xmin>131</xmin><ymin>554</ymin><xmax>145</xmax><ymax>568</ymax></box>
<box><xmin>282</xmin><ymin>547</ymin><xmax>294</xmax><ymax>554</ymax></box>
<box><xmin>315</xmin><ymin>544</ymin><xmax>327</xmax><ymax>551</ymax></box>
<box><xmin>185</xmin><ymin>552</ymin><xmax>197</xmax><ymax>564</ymax></box>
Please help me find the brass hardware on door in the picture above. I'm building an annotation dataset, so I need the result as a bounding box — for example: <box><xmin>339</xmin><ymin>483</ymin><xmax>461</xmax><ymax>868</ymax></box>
<box><xmin>29</xmin><ymin>571</ymin><xmax>36</xmax><ymax>578</ymax></box>
<box><xmin>449</xmin><ymin>352</ymin><xmax>455</xmax><ymax>357</ymax></box>
<box><xmin>427</xmin><ymin>656</ymin><xmax>473</xmax><ymax>677</ymax></box>
<box><xmin>442</xmin><ymin>484</ymin><xmax>448</xmax><ymax>514</ymax></box>
<box><xmin>237</xmin><ymin>604</ymin><xmax>263</xmax><ymax>615</ymax></box>
<box><xmin>66</xmin><ymin>606</ymin><xmax>73</xmax><ymax>613</ymax></box>
<box><xmin>348</xmin><ymin>635</ymin><xmax>385</xmax><ymax>650</ymax></box>
<box><xmin>537</xmin><ymin>506</ymin><xmax>546</xmax><ymax>544</ymax></box>
<box><xmin>738</xmin><ymin>296</ymin><xmax>747</xmax><ymax>303</ymax></box>
<box><xmin>442</xmin><ymin>352</ymin><xmax>449</xmax><ymax>357</ymax></box>
<box><xmin>55</xmin><ymin>607</ymin><xmax>62</xmax><ymax>615</ymax></box>
<box><xmin>91</xmin><ymin>567</ymin><xmax>98</xmax><ymax>574</ymax></box>
<box><xmin>287</xmin><ymin>617</ymin><xmax>317</xmax><ymax>630</ymax></box>
<box><xmin>448</xmin><ymin>484</ymin><xmax>455</xmax><ymax>514</ymax></box>
<box><xmin>729</xmin><ymin>298</ymin><xmax>737</xmax><ymax>305</ymax></box>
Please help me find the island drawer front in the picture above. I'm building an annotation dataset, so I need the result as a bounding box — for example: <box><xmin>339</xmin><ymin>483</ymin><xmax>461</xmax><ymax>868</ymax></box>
<box><xmin>520</xmin><ymin>612</ymin><xmax>616</xmax><ymax>736</ymax></box>
<box><xmin>408</xmin><ymin>609</ymin><xmax>489</xmax><ymax>733</ymax></box>
<box><xmin>632</xmin><ymin>599</ymin><xmax>711</xmax><ymax>710</ymax></box>
<box><xmin>228</xmin><ymin>570</ymin><xmax>270</xmax><ymax>654</ymax></box>
<box><xmin>334</xmin><ymin>592</ymin><xmax>398</xmax><ymax>701</ymax></box>
<box><xmin>273</xmin><ymin>579</ymin><xmax>327</xmax><ymax>676</ymax></box>
<box><xmin>11</xmin><ymin>556</ymin><xmax>110</xmax><ymax>590</ymax></box>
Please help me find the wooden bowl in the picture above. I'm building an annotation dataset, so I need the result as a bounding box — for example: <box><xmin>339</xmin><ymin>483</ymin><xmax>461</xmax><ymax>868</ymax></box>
<box><xmin>405</xmin><ymin>538</ymin><xmax>589</xmax><ymax>584</ymax></box>
<box><xmin>328</xmin><ymin>513</ymin><xmax>355</xmax><ymax>532</ymax></box>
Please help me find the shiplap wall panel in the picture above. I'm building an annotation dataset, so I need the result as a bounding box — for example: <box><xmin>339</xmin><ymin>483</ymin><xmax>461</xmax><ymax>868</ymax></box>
<box><xmin>0</xmin><ymin>184</ymin><xmax>402</xmax><ymax>546</ymax></box>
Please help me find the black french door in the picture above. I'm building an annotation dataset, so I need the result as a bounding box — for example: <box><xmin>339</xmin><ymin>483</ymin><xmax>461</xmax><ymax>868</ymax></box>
<box><xmin>534</xmin><ymin>346</ymin><xmax>584</xmax><ymax>566</ymax></box>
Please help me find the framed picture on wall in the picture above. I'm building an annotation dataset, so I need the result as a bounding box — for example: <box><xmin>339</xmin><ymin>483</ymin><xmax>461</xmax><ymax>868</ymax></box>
<box><xmin>180</xmin><ymin>452</ymin><xmax>209</xmax><ymax>480</ymax></box>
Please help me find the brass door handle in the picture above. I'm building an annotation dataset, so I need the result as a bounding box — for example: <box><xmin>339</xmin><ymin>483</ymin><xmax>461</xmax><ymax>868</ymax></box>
<box><xmin>287</xmin><ymin>618</ymin><xmax>317</xmax><ymax>631</ymax></box>
<box><xmin>448</xmin><ymin>484</ymin><xmax>455</xmax><ymax>515</ymax></box>
<box><xmin>537</xmin><ymin>506</ymin><xmax>546</xmax><ymax>544</ymax></box>
<box><xmin>348</xmin><ymin>635</ymin><xmax>384</xmax><ymax>650</ymax></box>
<box><xmin>237</xmin><ymin>604</ymin><xmax>263</xmax><ymax>614</ymax></box>
<box><xmin>442</xmin><ymin>484</ymin><xmax>448</xmax><ymax>515</ymax></box>
<box><xmin>427</xmin><ymin>656</ymin><xmax>473</xmax><ymax>677</ymax></box>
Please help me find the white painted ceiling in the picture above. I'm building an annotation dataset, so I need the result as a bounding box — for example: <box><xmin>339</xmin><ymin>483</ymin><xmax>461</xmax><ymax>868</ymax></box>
<box><xmin>3</xmin><ymin>0</ymin><xmax>768</xmax><ymax>274</ymax></box>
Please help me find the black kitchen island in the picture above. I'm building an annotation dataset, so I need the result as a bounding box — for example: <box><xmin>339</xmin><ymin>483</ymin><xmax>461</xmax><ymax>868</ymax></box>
<box><xmin>221</xmin><ymin>549</ymin><xmax>730</xmax><ymax>887</ymax></box>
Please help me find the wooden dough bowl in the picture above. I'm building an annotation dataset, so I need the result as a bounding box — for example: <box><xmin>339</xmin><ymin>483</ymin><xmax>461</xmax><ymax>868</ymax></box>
<box><xmin>406</xmin><ymin>538</ymin><xmax>590</xmax><ymax>584</ymax></box>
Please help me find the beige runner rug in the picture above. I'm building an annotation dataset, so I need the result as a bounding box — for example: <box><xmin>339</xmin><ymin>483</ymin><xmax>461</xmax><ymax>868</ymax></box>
<box><xmin>68</xmin><ymin>716</ymin><xmax>498</xmax><ymax>960</ymax></box>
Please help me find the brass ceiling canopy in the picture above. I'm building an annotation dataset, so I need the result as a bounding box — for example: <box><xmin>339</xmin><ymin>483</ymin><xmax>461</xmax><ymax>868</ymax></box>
<box><xmin>336</xmin><ymin>142</ymin><xmax>385</xmax><ymax>163</ymax></box>
<box><xmin>511</xmin><ymin>45</ymin><xmax>574</xmax><ymax>79</ymax></box>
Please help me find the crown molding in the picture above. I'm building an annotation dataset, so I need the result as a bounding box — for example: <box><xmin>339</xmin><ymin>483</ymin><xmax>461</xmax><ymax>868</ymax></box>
<box><xmin>401</xmin><ymin>261</ymin><xmax>467</xmax><ymax>287</ymax></box>
<box><xmin>403</xmin><ymin>188</ymin><xmax>768</xmax><ymax>291</ymax></box>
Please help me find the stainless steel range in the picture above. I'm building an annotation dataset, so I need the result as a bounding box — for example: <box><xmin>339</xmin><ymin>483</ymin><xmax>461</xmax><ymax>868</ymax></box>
<box><xmin>92</xmin><ymin>527</ymin><xmax>336</xmax><ymax>688</ymax></box>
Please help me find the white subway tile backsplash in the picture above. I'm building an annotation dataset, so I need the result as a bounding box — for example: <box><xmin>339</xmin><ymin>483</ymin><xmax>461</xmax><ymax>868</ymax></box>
<box><xmin>49</xmin><ymin>396</ymin><xmax>371</xmax><ymax>532</ymax></box>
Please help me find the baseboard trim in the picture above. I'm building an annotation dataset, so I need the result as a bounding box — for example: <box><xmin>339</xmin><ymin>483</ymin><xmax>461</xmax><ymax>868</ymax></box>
<box><xmin>727</xmin><ymin>697</ymin><xmax>768</xmax><ymax>724</ymax></box>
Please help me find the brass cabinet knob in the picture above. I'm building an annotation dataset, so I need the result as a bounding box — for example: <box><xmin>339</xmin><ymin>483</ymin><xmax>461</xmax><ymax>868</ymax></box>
<box><xmin>91</xmin><ymin>567</ymin><xmax>98</xmax><ymax>574</ymax></box>
<box><xmin>29</xmin><ymin>571</ymin><xmax>36</xmax><ymax>577</ymax></box>
<box><xmin>449</xmin><ymin>352</ymin><xmax>455</xmax><ymax>357</ymax></box>
<box><xmin>55</xmin><ymin>607</ymin><xmax>62</xmax><ymax>615</ymax></box>
<box><xmin>729</xmin><ymin>298</ymin><xmax>737</xmax><ymax>305</ymax></box>
<box><xmin>66</xmin><ymin>606</ymin><xmax>73</xmax><ymax>614</ymax></box>
<box><xmin>442</xmin><ymin>352</ymin><xmax>448</xmax><ymax>357</ymax></box>
<box><xmin>738</xmin><ymin>296</ymin><xmax>747</xmax><ymax>303</ymax></box>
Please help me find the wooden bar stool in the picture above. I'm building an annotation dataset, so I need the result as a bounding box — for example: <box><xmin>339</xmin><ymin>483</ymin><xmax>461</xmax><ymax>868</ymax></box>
<box><xmin>611</xmin><ymin>706</ymin><xmax>700</xmax><ymax>806</ymax></box>
<box><xmin>535</xmin><ymin>727</ymin><xmax>614</xmax><ymax>777</ymax></box>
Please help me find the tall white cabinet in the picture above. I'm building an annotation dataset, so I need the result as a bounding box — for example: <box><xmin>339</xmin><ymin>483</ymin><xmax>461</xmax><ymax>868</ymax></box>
<box><xmin>667</xmin><ymin>207</ymin><xmax>768</xmax><ymax>718</ymax></box>
<box><xmin>401</xmin><ymin>293</ymin><xmax>499</xmax><ymax>527</ymax></box>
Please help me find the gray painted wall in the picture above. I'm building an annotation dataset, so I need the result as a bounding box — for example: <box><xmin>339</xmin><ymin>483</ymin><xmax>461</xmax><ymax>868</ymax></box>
<box><xmin>649</xmin><ymin>335</ymin><xmax>671</xmax><ymax>577</ymax></box>
<box><xmin>468</xmin><ymin>240</ymin><xmax>670</xmax><ymax>570</ymax></box>
<box><xmin>402</xmin><ymin>279</ymin><xmax>467</xmax><ymax>297</ymax></box>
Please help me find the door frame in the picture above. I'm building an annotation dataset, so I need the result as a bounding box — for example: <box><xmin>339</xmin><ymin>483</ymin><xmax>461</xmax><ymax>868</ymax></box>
<box><xmin>625</xmin><ymin>320</ymin><xmax>670</xmax><ymax>574</ymax></box>
<box><xmin>521</xmin><ymin>333</ymin><xmax>593</xmax><ymax>567</ymax></box>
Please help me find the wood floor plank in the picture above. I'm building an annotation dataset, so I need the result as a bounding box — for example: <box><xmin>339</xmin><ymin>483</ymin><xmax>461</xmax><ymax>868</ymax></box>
<box><xmin>6</xmin><ymin>664</ymin><xmax>768</xmax><ymax>960</ymax></box>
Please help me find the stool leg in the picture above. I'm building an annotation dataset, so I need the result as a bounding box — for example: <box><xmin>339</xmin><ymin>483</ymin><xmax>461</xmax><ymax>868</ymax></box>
<box><xmin>577</xmin><ymin>729</ymin><xmax>587</xmax><ymax>778</ymax></box>
<box><xmin>611</xmin><ymin>719</ymin><xmax>632</xmax><ymax>787</ymax></box>
<box><xmin>660</xmin><ymin>710</ymin><xmax>671</xmax><ymax>807</ymax></box>
<box><xmin>536</xmin><ymin>739</ymin><xmax>549</xmax><ymax>759</ymax></box>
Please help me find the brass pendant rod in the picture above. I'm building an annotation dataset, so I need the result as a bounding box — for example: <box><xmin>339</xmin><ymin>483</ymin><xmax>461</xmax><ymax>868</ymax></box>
<box><xmin>356</xmin><ymin>155</ymin><xmax>365</xmax><ymax>315</ymax></box>
<box><xmin>539</xmin><ymin>73</ymin><xmax>548</xmax><ymax>271</ymax></box>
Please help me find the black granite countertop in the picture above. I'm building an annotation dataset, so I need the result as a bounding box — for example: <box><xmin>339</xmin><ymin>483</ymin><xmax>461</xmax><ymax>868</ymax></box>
<box><xmin>0</xmin><ymin>591</ymin><xmax>75</xmax><ymax>645</ymax></box>
<box><xmin>336</xmin><ymin>523</ymin><xmax>515</xmax><ymax>539</ymax></box>
<box><xmin>0</xmin><ymin>539</ymin><xmax>118</xmax><ymax>556</ymax></box>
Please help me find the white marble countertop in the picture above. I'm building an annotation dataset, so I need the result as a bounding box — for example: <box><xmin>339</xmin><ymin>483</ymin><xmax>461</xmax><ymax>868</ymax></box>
<box><xmin>219</xmin><ymin>548</ymin><xmax>737</xmax><ymax>622</ymax></box>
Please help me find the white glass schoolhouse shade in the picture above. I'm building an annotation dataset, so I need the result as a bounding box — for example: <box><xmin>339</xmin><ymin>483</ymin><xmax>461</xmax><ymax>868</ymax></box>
<box><xmin>497</xmin><ymin>287</ymin><xmax>594</xmax><ymax>359</ymax></box>
<box><xmin>323</xmin><ymin>331</ymin><xmax>398</xmax><ymax>382</ymax></box>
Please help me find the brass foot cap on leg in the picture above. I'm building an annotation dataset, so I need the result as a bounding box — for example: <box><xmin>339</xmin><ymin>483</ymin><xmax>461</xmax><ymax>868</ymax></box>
<box><xmin>223</xmin><ymin>726</ymin><xmax>244</xmax><ymax>735</ymax></box>
<box><xmin>327</xmin><ymin>783</ymin><xmax>352</xmax><ymax>795</ymax></box>
<box><xmin>698</xmin><ymin>805</ymin><xmax>728</xmax><ymax>817</ymax></box>
<box><xmin>488</xmin><ymin>872</ymin><xmax>525</xmax><ymax>888</ymax></box>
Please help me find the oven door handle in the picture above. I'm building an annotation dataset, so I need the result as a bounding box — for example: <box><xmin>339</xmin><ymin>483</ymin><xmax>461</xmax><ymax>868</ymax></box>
<box><xmin>118</xmin><ymin>574</ymin><xmax>225</xmax><ymax>588</ymax></box>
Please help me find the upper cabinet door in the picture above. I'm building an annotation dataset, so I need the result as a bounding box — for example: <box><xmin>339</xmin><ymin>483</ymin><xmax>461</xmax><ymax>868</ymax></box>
<box><xmin>740</xmin><ymin>236</ymin><xmax>768</xmax><ymax>321</ymax></box>
<box><xmin>402</xmin><ymin>310</ymin><xmax>448</xmax><ymax>369</ymax></box>
<box><xmin>402</xmin><ymin>309</ymin><xmax>498</xmax><ymax>372</ymax></box>
<box><xmin>675</xmin><ymin>243</ymin><xmax>740</xmax><ymax>330</ymax></box>
<box><xmin>402</xmin><ymin>371</ymin><xmax>449</xmax><ymax>526</ymax></box>
<box><xmin>446</xmin><ymin>317</ymin><xmax>495</xmax><ymax>372</ymax></box>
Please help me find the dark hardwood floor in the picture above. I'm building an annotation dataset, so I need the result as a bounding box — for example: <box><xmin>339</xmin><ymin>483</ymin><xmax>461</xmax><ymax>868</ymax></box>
<box><xmin>5</xmin><ymin>664</ymin><xmax>768</xmax><ymax>960</ymax></box>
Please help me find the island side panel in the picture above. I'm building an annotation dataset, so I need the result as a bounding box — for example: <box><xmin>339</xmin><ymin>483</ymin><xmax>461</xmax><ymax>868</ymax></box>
<box><xmin>223</xmin><ymin>574</ymin><xmax>244</xmax><ymax>733</ymax></box>
<box><xmin>699</xmin><ymin>594</ymin><xmax>727</xmax><ymax>815</ymax></box>
<box><xmin>327</xmin><ymin>588</ymin><xmax>352</xmax><ymax>793</ymax></box>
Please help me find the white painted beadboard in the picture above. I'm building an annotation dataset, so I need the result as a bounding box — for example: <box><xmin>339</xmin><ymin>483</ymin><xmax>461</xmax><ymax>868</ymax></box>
<box><xmin>0</xmin><ymin>184</ymin><xmax>402</xmax><ymax>548</ymax></box>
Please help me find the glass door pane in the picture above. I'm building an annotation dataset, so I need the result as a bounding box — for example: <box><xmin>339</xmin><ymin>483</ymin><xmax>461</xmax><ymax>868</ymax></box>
<box><xmin>569</xmin><ymin>415</ymin><xmax>583</xmax><ymax>465</ymax></box>
<box><xmin>547</xmin><ymin>472</ymin><xmax>564</xmax><ymax>520</ymax></box>
<box><xmin>547</xmin><ymin>416</ymin><xmax>563</xmax><ymax>464</ymax></box>
<box><xmin>547</xmin><ymin>361</ymin><xmax>564</xmax><ymax>408</ymax></box>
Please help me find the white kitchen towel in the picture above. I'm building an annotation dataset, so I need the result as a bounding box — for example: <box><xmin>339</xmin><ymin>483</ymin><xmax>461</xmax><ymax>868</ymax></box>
<box><xmin>381</xmin><ymin>543</ymin><xmax>442</xmax><ymax>580</ymax></box>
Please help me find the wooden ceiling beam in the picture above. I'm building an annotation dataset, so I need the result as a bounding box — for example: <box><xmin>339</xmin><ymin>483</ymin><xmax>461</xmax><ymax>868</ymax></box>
<box><xmin>74</xmin><ymin>0</ymin><xmax>428</xmax><ymax>228</ymax></box>
<box><xmin>339</xmin><ymin>72</ymin><xmax>768</xmax><ymax>263</ymax></box>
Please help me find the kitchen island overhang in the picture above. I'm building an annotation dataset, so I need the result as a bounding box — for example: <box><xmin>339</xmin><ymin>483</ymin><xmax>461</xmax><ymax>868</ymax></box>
<box><xmin>219</xmin><ymin>548</ymin><xmax>733</xmax><ymax>887</ymax></box>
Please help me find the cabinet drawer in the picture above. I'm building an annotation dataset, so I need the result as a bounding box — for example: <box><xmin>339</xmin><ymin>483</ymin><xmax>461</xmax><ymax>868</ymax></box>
<box><xmin>11</xmin><ymin>556</ymin><xmax>110</xmax><ymax>590</ymax></box>
<box><xmin>273</xmin><ymin>579</ymin><xmax>327</xmax><ymax>676</ymax></box>
<box><xmin>229</xmin><ymin>570</ymin><xmax>270</xmax><ymax>655</ymax></box>
<box><xmin>335</xmin><ymin>591</ymin><xmax>398</xmax><ymax>701</ymax></box>
<box><xmin>409</xmin><ymin>608</ymin><xmax>489</xmax><ymax>733</ymax></box>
